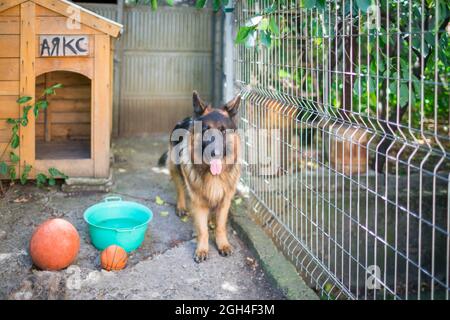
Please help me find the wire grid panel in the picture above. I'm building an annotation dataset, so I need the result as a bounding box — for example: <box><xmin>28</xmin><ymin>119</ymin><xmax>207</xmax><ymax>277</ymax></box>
<box><xmin>234</xmin><ymin>0</ymin><xmax>449</xmax><ymax>300</ymax></box>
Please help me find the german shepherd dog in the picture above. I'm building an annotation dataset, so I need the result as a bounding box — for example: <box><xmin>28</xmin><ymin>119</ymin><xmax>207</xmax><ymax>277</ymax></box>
<box><xmin>158</xmin><ymin>91</ymin><xmax>241</xmax><ymax>263</ymax></box>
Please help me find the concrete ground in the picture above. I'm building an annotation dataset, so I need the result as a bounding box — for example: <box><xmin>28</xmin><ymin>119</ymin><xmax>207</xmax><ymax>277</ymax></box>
<box><xmin>0</xmin><ymin>135</ymin><xmax>284</xmax><ymax>300</ymax></box>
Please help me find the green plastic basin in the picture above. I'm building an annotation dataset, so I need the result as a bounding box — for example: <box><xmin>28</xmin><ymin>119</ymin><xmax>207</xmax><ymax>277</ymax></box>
<box><xmin>83</xmin><ymin>196</ymin><xmax>153</xmax><ymax>252</ymax></box>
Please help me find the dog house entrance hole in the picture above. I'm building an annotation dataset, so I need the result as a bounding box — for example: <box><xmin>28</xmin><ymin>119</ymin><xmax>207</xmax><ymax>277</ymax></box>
<box><xmin>35</xmin><ymin>71</ymin><xmax>91</xmax><ymax>160</ymax></box>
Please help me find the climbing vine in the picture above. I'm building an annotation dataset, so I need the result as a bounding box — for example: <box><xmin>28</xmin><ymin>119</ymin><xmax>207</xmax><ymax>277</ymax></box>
<box><xmin>0</xmin><ymin>84</ymin><xmax>68</xmax><ymax>191</ymax></box>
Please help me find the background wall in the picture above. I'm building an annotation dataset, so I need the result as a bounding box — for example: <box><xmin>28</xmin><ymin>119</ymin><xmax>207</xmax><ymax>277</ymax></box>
<box><xmin>80</xmin><ymin>2</ymin><xmax>223</xmax><ymax>136</ymax></box>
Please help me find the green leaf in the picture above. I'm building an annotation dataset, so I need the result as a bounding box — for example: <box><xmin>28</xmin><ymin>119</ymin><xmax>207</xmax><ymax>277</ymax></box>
<box><xmin>0</xmin><ymin>161</ymin><xmax>7</xmax><ymax>175</ymax></box>
<box><xmin>195</xmin><ymin>0</ymin><xmax>207</xmax><ymax>9</ymax></box>
<box><xmin>160</xmin><ymin>211</ymin><xmax>169</xmax><ymax>217</ymax></box>
<box><xmin>20</xmin><ymin>164</ymin><xmax>32</xmax><ymax>185</ymax></box>
<box><xmin>36</xmin><ymin>100</ymin><xmax>48</xmax><ymax>110</ymax></box>
<box><xmin>16</xmin><ymin>96</ymin><xmax>32</xmax><ymax>105</ymax></box>
<box><xmin>9</xmin><ymin>152</ymin><xmax>19</xmax><ymax>164</ymax></box>
<box><xmin>6</xmin><ymin>118</ymin><xmax>16</xmax><ymax>125</ymax></box>
<box><xmin>34</xmin><ymin>100</ymin><xmax>48</xmax><ymax>117</ymax></box>
<box><xmin>263</xmin><ymin>4</ymin><xmax>276</xmax><ymax>14</ymax></box>
<box><xmin>48</xmin><ymin>167</ymin><xmax>68</xmax><ymax>179</ymax></box>
<box><xmin>48</xmin><ymin>177</ymin><xmax>56</xmax><ymax>186</ymax></box>
<box><xmin>324</xmin><ymin>282</ymin><xmax>333</xmax><ymax>293</ymax></box>
<box><xmin>23</xmin><ymin>105</ymin><xmax>32</xmax><ymax>117</ymax></box>
<box><xmin>303</xmin><ymin>0</ymin><xmax>316</xmax><ymax>9</ymax></box>
<box><xmin>246</xmin><ymin>15</ymin><xmax>262</xmax><ymax>27</ymax></box>
<box><xmin>260</xmin><ymin>30</ymin><xmax>272</xmax><ymax>47</ymax></box>
<box><xmin>279</xmin><ymin>69</ymin><xmax>291</xmax><ymax>78</ymax></box>
<box><xmin>8</xmin><ymin>165</ymin><xmax>16</xmax><ymax>180</ymax></box>
<box><xmin>389</xmin><ymin>82</ymin><xmax>409</xmax><ymax>107</ymax></box>
<box><xmin>166</xmin><ymin>0</ymin><xmax>174</xmax><ymax>5</ymax></box>
<box><xmin>36</xmin><ymin>173</ymin><xmax>47</xmax><ymax>187</ymax></box>
<box><xmin>155</xmin><ymin>195</ymin><xmax>165</xmax><ymax>205</ymax></box>
<box><xmin>11</xmin><ymin>134</ymin><xmax>19</xmax><ymax>149</ymax></box>
<box><xmin>212</xmin><ymin>0</ymin><xmax>221</xmax><ymax>12</ymax></box>
<box><xmin>235</xmin><ymin>26</ymin><xmax>256</xmax><ymax>44</ymax></box>
<box><xmin>43</xmin><ymin>83</ymin><xmax>63</xmax><ymax>95</ymax></box>
<box><xmin>244</xmin><ymin>29</ymin><xmax>257</xmax><ymax>48</ymax></box>
<box><xmin>356</xmin><ymin>0</ymin><xmax>372</xmax><ymax>13</ymax></box>
<box><xmin>399</xmin><ymin>83</ymin><xmax>409</xmax><ymax>107</ymax></box>
<box><xmin>269</xmin><ymin>17</ymin><xmax>280</xmax><ymax>35</ymax></box>
<box><xmin>315</xmin><ymin>0</ymin><xmax>326</xmax><ymax>10</ymax></box>
<box><xmin>151</xmin><ymin>0</ymin><xmax>157</xmax><ymax>11</ymax></box>
<box><xmin>49</xmin><ymin>83</ymin><xmax>63</xmax><ymax>89</ymax></box>
<box><xmin>257</xmin><ymin>18</ymin><xmax>269</xmax><ymax>31</ymax></box>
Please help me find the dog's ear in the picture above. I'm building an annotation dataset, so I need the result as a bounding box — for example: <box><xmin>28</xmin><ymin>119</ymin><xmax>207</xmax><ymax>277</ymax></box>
<box><xmin>224</xmin><ymin>94</ymin><xmax>241</xmax><ymax>118</ymax></box>
<box><xmin>193</xmin><ymin>91</ymin><xmax>207</xmax><ymax>116</ymax></box>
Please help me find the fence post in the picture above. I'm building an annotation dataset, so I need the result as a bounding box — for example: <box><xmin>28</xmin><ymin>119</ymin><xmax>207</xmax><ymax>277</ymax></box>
<box><xmin>222</xmin><ymin>1</ymin><xmax>235</xmax><ymax>103</ymax></box>
<box><xmin>113</xmin><ymin>0</ymin><xmax>124</xmax><ymax>137</ymax></box>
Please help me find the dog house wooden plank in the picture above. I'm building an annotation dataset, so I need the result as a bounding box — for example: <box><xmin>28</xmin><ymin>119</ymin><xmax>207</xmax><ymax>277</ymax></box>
<box><xmin>0</xmin><ymin>58</ymin><xmax>19</xmax><ymax>80</ymax></box>
<box><xmin>33</xmin><ymin>0</ymin><xmax>122</xmax><ymax>37</ymax></box>
<box><xmin>36</xmin><ymin>123</ymin><xmax>90</xmax><ymax>138</ymax></box>
<box><xmin>35</xmin><ymin>158</ymin><xmax>93</xmax><ymax>177</ymax></box>
<box><xmin>0</xmin><ymin>5</ymin><xmax>20</xmax><ymax>17</ymax></box>
<box><xmin>46</xmin><ymin>70</ymin><xmax>91</xmax><ymax>84</ymax></box>
<box><xmin>0</xmin><ymin>142</ymin><xmax>14</xmax><ymax>153</ymax></box>
<box><xmin>0</xmin><ymin>16</ymin><xmax>20</xmax><ymax>34</ymax></box>
<box><xmin>0</xmin><ymin>127</ymin><xmax>11</xmax><ymax>143</ymax></box>
<box><xmin>109</xmin><ymin>38</ymin><xmax>113</xmax><ymax>135</ymax></box>
<box><xmin>36</xmin><ymin>112</ymin><xmax>90</xmax><ymax>124</ymax></box>
<box><xmin>19</xmin><ymin>1</ymin><xmax>36</xmax><ymax>176</ymax></box>
<box><xmin>0</xmin><ymin>81</ymin><xmax>19</xmax><ymax>95</ymax></box>
<box><xmin>49</xmin><ymin>85</ymin><xmax>91</xmax><ymax>100</ymax></box>
<box><xmin>36</xmin><ymin>16</ymin><xmax>101</xmax><ymax>35</ymax></box>
<box><xmin>0</xmin><ymin>0</ymin><xmax>26</xmax><ymax>14</ymax></box>
<box><xmin>0</xmin><ymin>142</ymin><xmax>15</xmax><ymax>156</ymax></box>
<box><xmin>0</xmin><ymin>96</ymin><xmax>19</xmax><ymax>118</ymax></box>
<box><xmin>0</xmin><ymin>122</ymin><xmax>14</xmax><ymax>142</ymax></box>
<box><xmin>35</xmin><ymin>57</ymin><xmax>94</xmax><ymax>79</ymax></box>
<box><xmin>93</xmin><ymin>34</ymin><xmax>110</xmax><ymax>178</ymax></box>
<box><xmin>52</xmin><ymin>112</ymin><xmax>91</xmax><ymax>124</ymax></box>
<box><xmin>0</xmin><ymin>35</ymin><xmax>19</xmax><ymax>57</ymax></box>
<box><xmin>49</xmin><ymin>99</ymin><xmax>90</xmax><ymax>113</ymax></box>
<box><xmin>35</xmin><ymin>4</ymin><xmax>62</xmax><ymax>17</ymax></box>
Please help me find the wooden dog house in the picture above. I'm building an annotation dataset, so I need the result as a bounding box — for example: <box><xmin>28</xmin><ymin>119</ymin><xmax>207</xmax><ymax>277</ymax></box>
<box><xmin>0</xmin><ymin>0</ymin><xmax>122</xmax><ymax>179</ymax></box>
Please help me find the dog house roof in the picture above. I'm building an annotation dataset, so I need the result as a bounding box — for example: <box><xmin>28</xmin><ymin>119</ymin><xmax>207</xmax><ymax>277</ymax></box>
<box><xmin>0</xmin><ymin>0</ymin><xmax>123</xmax><ymax>37</ymax></box>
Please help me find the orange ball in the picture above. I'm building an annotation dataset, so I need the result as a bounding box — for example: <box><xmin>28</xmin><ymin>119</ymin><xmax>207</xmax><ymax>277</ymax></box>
<box><xmin>100</xmin><ymin>245</ymin><xmax>128</xmax><ymax>271</ymax></box>
<box><xmin>30</xmin><ymin>218</ymin><xmax>80</xmax><ymax>271</ymax></box>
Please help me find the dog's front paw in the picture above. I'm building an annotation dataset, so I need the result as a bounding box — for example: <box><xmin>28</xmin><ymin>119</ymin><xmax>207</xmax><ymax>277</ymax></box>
<box><xmin>176</xmin><ymin>208</ymin><xmax>188</xmax><ymax>217</ymax></box>
<box><xmin>218</xmin><ymin>244</ymin><xmax>233</xmax><ymax>257</ymax></box>
<box><xmin>194</xmin><ymin>248</ymin><xmax>209</xmax><ymax>263</ymax></box>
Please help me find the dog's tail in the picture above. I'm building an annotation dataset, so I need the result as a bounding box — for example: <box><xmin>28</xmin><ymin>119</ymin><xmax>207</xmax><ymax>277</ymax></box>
<box><xmin>158</xmin><ymin>150</ymin><xmax>168</xmax><ymax>167</ymax></box>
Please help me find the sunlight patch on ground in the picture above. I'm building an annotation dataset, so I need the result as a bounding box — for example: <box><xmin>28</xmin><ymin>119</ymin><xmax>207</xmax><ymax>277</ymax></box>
<box><xmin>151</xmin><ymin>167</ymin><xmax>170</xmax><ymax>175</ymax></box>
<box><xmin>221</xmin><ymin>281</ymin><xmax>238</xmax><ymax>293</ymax></box>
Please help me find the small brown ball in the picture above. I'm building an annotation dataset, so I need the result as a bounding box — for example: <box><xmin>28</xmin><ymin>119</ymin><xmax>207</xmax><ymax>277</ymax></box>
<box><xmin>100</xmin><ymin>245</ymin><xmax>128</xmax><ymax>271</ymax></box>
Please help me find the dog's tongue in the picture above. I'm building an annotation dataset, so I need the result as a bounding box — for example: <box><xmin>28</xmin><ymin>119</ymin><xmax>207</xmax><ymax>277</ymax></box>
<box><xmin>210</xmin><ymin>159</ymin><xmax>222</xmax><ymax>176</ymax></box>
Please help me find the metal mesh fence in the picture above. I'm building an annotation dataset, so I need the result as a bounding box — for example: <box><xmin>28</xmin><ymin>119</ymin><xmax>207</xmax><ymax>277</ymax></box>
<box><xmin>234</xmin><ymin>0</ymin><xmax>450</xmax><ymax>299</ymax></box>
